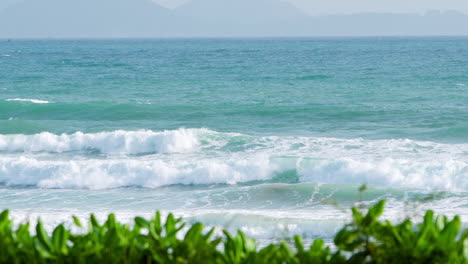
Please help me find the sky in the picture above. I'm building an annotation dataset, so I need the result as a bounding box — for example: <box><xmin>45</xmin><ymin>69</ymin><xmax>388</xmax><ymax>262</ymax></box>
<box><xmin>289</xmin><ymin>0</ymin><xmax>468</xmax><ymax>15</ymax></box>
<box><xmin>1</xmin><ymin>0</ymin><xmax>468</xmax><ymax>15</ymax></box>
<box><xmin>150</xmin><ymin>0</ymin><xmax>468</xmax><ymax>15</ymax></box>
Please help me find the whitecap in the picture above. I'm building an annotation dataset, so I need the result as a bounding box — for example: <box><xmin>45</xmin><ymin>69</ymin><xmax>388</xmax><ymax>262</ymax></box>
<box><xmin>0</xmin><ymin>128</ymin><xmax>206</xmax><ymax>154</ymax></box>
<box><xmin>6</xmin><ymin>98</ymin><xmax>49</xmax><ymax>104</ymax></box>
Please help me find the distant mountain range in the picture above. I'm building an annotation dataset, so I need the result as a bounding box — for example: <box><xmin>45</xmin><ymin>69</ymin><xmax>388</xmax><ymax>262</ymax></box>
<box><xmin>1</xmin><ymin>0</ymin><xmax>468</xmax><ymax>38</ymax></box>
<box><xmin>0</xmin><ymin>0</ymin><xmax>173</xmax><ymax>38</ymax></box>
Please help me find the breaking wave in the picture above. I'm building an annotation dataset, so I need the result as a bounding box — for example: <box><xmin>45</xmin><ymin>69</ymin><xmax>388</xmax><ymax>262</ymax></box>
<box><xmin>0</xmin><ymin>129</ymin><xmax>467</xmax><ymax>191</ymax></box>
<box><xmin>0</xmin><ymin>155</ymin><xmax>466</xmax><ymax>191</ymax></box>
<box><xmin>0</xmin><ymin>129</ymin><xmax>203</xmax><ymax>154</ymax></box>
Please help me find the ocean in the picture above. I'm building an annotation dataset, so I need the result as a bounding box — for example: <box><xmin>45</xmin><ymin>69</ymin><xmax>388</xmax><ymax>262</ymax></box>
<box><xmin>0</xmin><ymin>37</ymin><xmax>467</xmax><ymax>244</ymax></box>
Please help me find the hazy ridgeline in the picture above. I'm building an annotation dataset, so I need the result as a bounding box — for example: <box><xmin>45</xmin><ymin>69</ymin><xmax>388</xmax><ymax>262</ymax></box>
<box><xmin>1</xmin><ymin>0</ymin><xmax>468</xmax><ymax>37</ymax></box>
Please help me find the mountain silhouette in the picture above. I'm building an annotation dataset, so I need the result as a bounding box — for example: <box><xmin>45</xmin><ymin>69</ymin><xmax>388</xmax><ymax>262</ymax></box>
<box><xmin>175</xmin><ymin>0</ymin><xmax>308</xmax><ymax>23</ymax></box>
<box><xmin>0</xmin><ymin>0</ymin><xmax>468</xmax><ymax>37</ymax></box>
<box><xmin>0</xmin><ymin>0</ymin><xmax>173</xmax><ymax>38</ymax></box>
<box><xmin>172</xmin><ymin>0</ymin><xmax>311</xmax><ymax>36</ymax></box>
<box><xmin>307</xmin><ymin>11</ymin><xmax>468</xmax><ymax>36</ymax></box>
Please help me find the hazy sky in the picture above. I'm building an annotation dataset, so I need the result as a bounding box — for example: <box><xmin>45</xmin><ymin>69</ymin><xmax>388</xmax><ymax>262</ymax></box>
<box><xmin>1</xmin><ymin>0</ymin><xmax>468</xmax><ymax>15</ymax></box>
<box><xmin>151</xmin><ymin>0</ymin><xmax>468</xmax><ymax>15</ymax></box>
<box><xmin>290</xmin><ymin>0</ymin><xmax>468</xmax><ymax>15</ymax></box>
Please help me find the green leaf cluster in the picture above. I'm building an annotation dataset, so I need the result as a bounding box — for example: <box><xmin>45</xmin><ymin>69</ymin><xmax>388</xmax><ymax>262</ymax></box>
<box><xmin>0</xmin><ymin>200</ymin><xmax>467</xmax><ymax>263</ymax></box>
<box><xmin>334</xmin><ymin>200</ymin><xmax>468</xmax><ymax>264</ymax></box>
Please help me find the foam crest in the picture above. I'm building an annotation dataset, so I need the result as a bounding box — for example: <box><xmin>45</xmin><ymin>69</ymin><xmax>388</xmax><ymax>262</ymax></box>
<box><xmin>0</xmin><ymin>155</ymin><xmax>274</xmax><ymax>189</ymax></box>
<box><xmin>1</xmin><ymin>129</ymin><xmax>467</xmax><ymax>160</ymax></box>
<box><xmin>6</xmin><ymin>98</ymin><xmax>49</xmax><ymax>104</ymax></box>
<box><xmin>296</xmin><ymin>157</ymin><xmax>468</xmax><ymax>191</ymax></box>
<box><xmin>0</xmin><ymin>129</ymin><xmax>203</xmax><ymax>154</ymax></box>
<box><xmin>0</xmin><ymin>154</ymin><xmax>466</xmax><ymax>191</ymax></box>
<box><xmin>0</xmin><ymin>129</ymin><xmax>467</xmax><ymax>190</ymax></box>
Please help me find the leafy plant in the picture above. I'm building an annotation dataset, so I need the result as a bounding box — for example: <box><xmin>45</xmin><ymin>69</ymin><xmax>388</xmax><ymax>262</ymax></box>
<box><xmin>0</xmin><ymin>201</ymin><xmax>467</xmax><ymax>263</ymax></box>
<box><xmin>334</xmin><ymin>200</ymin><xmax>468</xmax><ymax>264</ymax></box>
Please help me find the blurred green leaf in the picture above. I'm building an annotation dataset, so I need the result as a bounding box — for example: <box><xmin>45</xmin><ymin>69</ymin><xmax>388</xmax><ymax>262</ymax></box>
<box><xmin>72</xmin><ymin>216</ymin><xmax>83</xmax><ymax>228</ymax></box>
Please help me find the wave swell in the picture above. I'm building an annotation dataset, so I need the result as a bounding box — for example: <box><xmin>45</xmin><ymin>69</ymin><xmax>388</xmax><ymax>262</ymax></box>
<box><xmin>0</xmin><ymin>155</ymin><xmax>466</xmax><ymax>191</ymax></box>
<box><xmin>0</xmin><ymin>129</ymin><xmax>202</xmax><ymax>154</ymax></box>
<box><xmin>0</xmin><ymin>129</ymin><xmax>467</xmax><ymax>191</ymax></box>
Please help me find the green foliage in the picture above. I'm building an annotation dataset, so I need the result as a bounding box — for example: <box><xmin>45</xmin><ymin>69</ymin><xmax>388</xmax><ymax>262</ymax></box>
<box><xmin>0</xmin><ymin>202</ymin><xmax>467</xmax><ymax>263</ymax></box>
<box><xmin>334</xmin><ymin>200</ymin><xmax>468</xmax><ymax>264</ymax></box>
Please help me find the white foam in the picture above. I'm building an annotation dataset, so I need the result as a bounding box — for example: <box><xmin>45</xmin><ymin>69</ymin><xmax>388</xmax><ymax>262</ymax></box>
<box><xmin>0</xmin><ymin>129</ymin><xmax>203</xmax><ymax>154</ymax></box>
<box><xmin>0</xmin><ymin>154</ymin><xmax>274</xmax><ymax>189</ymax></box>
<box><xmin>6</xmin><ymin>98</ymin><xmax>49</xmax><ymax>104</ymax></box>
<box><xmin>2</xmin><ymin>129</ymin><xmax>465</xmax><ymax>160</ymax></box>
<box><xmin>0</xmin><ymin>153</ymin><xmax>466</xmax><ymax>191</ymax></box>
<box><xmin>0</xmin><ymin>129</ymin><xmax>467</xmax><ymax>190</ymax></box>
<box><xmin>296</xmin><ymin>157</ymin><xmax>468</xmax><ymax>191</ymax></box>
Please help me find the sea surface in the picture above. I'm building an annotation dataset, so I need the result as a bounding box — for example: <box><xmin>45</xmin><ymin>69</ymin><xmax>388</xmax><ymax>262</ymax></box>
<box><xmin>0</xmin><ymin>37</ymin><xmax>467</xmax><ymax>244</ymax></box>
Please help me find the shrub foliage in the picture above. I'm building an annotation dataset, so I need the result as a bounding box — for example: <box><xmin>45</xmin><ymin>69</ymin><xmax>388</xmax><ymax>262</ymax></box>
<box><xmin>0</xmin><ymin>200</ymin><xmax>467</xmax><ymax>263</ymax></box>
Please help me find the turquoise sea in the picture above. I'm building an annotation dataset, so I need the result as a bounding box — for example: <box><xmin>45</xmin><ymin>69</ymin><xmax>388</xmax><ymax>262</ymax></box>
<box><xmin>0</xmin><ymin>37</ymin><xmax>467</xmax><ymax>244</ymax></box>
